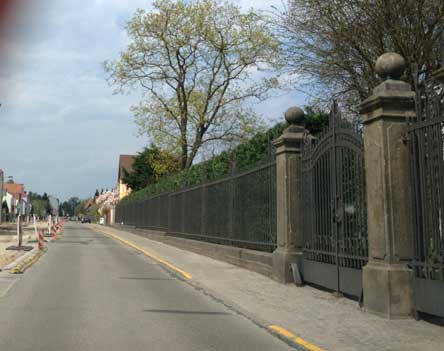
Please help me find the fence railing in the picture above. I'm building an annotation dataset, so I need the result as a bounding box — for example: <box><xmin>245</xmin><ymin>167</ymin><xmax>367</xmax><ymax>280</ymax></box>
<box><xmin>410</xmin><ymin>72</ymin><xmax>444</xmax><ymax>283</ymax></box>
<box><xmin>115</xmin><ymin>192</ymin><xmax>170</xmax><ymax>231</ymax></box>
<box><xmin>115</xmin><ymin>161</ymin><xmax>277</xmax><ymax>252</ymax></box>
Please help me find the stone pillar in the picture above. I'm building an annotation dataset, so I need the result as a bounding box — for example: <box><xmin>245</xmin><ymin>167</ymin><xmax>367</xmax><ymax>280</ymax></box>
<box><xmin>360</xmin><ymin>53</ymin><xmax>416</xmax><ymax>318</ymax></box>
<box><xmin>272</xmin><ymin>107</ymin><xmax>306</xmax><ymax>283</ymax></box>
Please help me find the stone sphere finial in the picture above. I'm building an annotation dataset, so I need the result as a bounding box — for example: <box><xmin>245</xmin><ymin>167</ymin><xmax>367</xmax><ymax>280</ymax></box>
<box><xmin>284</xmin><ymin>106</ymin><xmax>305</xmax><ymax>125</ymax></box>
<box><xmin>375</xmin><ymin>52</ymin><xmax>406</xmax><ymax>80</ymax></box>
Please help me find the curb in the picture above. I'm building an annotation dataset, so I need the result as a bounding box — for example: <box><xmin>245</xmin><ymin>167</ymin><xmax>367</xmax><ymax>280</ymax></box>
<box><xmin>9</xmin><ymin>249</ymin><xmax>47</xmax><ymax>274</ymax></box>
<box><xmin>3</xmin><ymin>222</ymin><xmax>64</xmax><ymax>274</ymax></box>
<box><xmin>95</xmin><ymin>225</ymin><xmax>319</xmax><ymax>351</ymax></box>
<box><xmin>1</xmin><ymin>247</ymin><xmax>38</xmax><ymax>271</ymax></box>
<box><xmin>268</xmin><ymin>325</ymin><xmax>326</xmax><ymax>351</ymax></box>
<box><xmin>95</xmin><ymin>226</ymin><xmax>192</xmax><ymax>280</ymax></box>
<box><xmin>179</xmin><ymin>275</ymin><xmax>316</xmax><ymax>351</ymax></box>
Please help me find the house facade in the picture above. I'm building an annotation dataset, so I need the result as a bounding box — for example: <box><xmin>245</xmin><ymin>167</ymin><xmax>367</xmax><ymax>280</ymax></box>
<box><xmin>117</xmin><ymin>155</ymin><xmax>135</xmax><ymax>200</ymax></box>
<box><xmin>2</xmin><ymin>180</ymin><xmax>32</xmax><ymax>220</ymax></box>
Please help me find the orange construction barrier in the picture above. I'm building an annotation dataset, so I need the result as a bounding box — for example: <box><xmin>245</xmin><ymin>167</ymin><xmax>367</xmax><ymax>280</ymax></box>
<box><xmin>51</xmin><ymin>225</ymin><xmax>57</xmax><ymax>240</ymax></box>
<box><xmin>38</xmin><ymin>228</ymin><xmax>46</xmax><ymax>250</ymax></box>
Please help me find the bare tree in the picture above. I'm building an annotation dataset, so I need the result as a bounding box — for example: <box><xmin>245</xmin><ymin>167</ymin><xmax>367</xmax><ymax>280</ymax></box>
<box><xmin>276</xmin><ymin>0</ymin><xmax>444</xmax><ymax>109</ymax></box>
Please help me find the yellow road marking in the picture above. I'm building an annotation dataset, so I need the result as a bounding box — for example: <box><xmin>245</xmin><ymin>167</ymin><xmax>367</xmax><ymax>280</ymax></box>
<box><xmin>268</xmin><ymin>325</ymin><xmax>325</xmax><ymax>351</ymax></box>
<box><xmin>96</xmin><ymin>228</ymin><xmax>192</xmax><ymax>280</ymax></box>
<box><xmin>10</xmin><ymin>249</ymin><xmax>47</xmax><ymax>274</ymax></box>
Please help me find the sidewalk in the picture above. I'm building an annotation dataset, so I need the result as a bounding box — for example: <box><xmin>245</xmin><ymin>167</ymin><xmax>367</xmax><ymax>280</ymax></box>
<box><xmin>94</xmin><ymin>224</ymin><xmax>444</xmax><ymax>351</ymax></box>
<box><xmin>0</xmin><ymin>222</ymin><xmax>44</xmax><ymax>269</ymax></box>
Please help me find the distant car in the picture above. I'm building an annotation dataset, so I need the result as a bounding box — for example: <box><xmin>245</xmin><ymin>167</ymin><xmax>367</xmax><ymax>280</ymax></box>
<box><xmin>81</xmin><ymin>218</ymin><xmax>91</xmax><ymax>223</ymax></box>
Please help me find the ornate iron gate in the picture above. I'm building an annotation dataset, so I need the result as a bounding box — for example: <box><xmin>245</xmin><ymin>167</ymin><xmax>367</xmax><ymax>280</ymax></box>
<box><xmin>302</xmin><ymin>102</ymin><xmax>368</xmax><ymax>297</ymax></box>
<box><xmin>409</xmin><ymin>70</ymin><xmax>444</xmax><ymax>318</ymax></box>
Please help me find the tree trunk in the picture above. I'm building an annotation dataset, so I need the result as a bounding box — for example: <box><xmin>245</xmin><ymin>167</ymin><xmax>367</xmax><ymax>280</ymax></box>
<box><xmin>180</xmin><ymin>143</ymin><xmax>188</xmax><ymax>170</ymax></box>
<box><xmin>180</xmin><ymin>118</ymin><xmax>188</xmax><ymax>169</ymax></box>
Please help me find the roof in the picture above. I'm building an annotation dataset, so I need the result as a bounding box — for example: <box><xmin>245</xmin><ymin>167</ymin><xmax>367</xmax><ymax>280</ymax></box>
<box><xmin>3</xmin><ymin>183</ymin><xmax>24</xmax><ymax>200</ymax></box>
<box><xmin>118</xmin><ymin>154</ymin><xmax>135</xmax><ymax>182</ymax></box>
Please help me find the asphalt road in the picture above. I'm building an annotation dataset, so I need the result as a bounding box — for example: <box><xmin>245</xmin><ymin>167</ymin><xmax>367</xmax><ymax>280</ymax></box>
<box><xmin>0</xmin><ymin>223</ymin><xmax>295</xmax><ymax>351</ymax></box>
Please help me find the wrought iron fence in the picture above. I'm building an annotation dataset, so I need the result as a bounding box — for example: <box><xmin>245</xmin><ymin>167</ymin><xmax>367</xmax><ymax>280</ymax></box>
<box><xmin>168</xmin><ymin>162</ymin><xmax>277</xmax><ymax>252</ymax></box>
<box><xmin>409</xmin><ymin>71</ymin><xmax>444</xmax><ymax>284</ymax></box>
<box><xmin>116</xmin><ymin>161</ymin><xmax>277</xmax><ymax>252</ymax></box>
<box><xmin>408</xmin><ymin>68</ymin><xmax>444</xmax><ymax>318</ymax></box>
<box><xmin>115</xmin><ymin>192</ymin><xmax>170</xmax><ymax>231</ymax></box>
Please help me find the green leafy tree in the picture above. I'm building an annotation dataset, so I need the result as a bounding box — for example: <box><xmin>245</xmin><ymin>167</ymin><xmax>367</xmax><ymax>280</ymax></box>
<box><xmin>73</xmin><ymin>199</ymin><xmax>98</xmax><ymax>221</ymax></box>
<box><xmin>123</xmin><ymin>146</ymin><xmax>180</xmax><ymax>192</ymax></box>
<box><xmin>302</xmin><ymin>106</ymin><xmax>329</xmax><ymax>135</ymax></box>
<box><xmin>60</xmin><ymin>197</ymin><xmax>81</xmax><ymax>217</ymax></box>
<box><xmin>86</xmin><ymin>203</ymin><xmax>100</xmax><ymax>222</ymax></box>
<box><xmin>31</xmin><ymin>198</ymin><xmax>48</xmax><ymax>217</ymax></box>
<box><xmin>105</xmin><ymin>0</ymin><xmax>280</xmax><ymax>169</ymax></box>
<box><xmin>30</xmin><ymin>192</ymin><xmax>51</xmax><ymax>217</ymax></box>
<box><xmin>74</xmin><ymin>200</ymin><xmax>87</xmax><ymax>217</ymax></box>
<box><xmin>276</xmin><ymin>0</ymin><xmax>444</xmax><ymax>109</ymax></box>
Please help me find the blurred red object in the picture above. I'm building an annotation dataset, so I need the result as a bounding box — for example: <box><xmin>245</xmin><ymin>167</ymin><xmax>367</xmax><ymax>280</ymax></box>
<box><xmin>0</xmin><ymin>0</ymin><xmax>23</xmax><ymax>50</ymax></box>
<box><xmin>0</xmin><ymin>0</ymin><xmax>14</xmax><ymax>22</ymax></box>
<box><xmin>0</xmin><ymin>0</ymin><xmax>21</xmax><ymax>76</ymax></box>
<box><xmin>0</xmin><ymin>0</ymin><xmax>15</xmax><ymax>35</ymax></box>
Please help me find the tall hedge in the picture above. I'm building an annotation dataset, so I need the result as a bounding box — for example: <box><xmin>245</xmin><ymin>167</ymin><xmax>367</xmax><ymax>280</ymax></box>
<box><xmin>120</xmin><ymin>122</ymin><xmax>287</xmax><ymax>203</ymax></box>
<box><xmin>121</xmin><ymin>107</ymin><xmax>329</xmax><ymax>203</ymax></box>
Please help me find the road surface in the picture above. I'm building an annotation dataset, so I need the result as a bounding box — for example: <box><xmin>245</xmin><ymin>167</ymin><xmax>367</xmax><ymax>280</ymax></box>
<box><xmin>0</xmin><ymin>223</ymin><xmax>295</xmax><ymax>351</ymax></box>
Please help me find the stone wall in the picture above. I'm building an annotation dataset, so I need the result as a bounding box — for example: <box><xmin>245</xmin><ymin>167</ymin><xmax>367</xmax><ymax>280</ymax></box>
<box><xmin>113</xmin><ymin>225</ymin><xmax>273</xmax><ymax>277</ymax></box>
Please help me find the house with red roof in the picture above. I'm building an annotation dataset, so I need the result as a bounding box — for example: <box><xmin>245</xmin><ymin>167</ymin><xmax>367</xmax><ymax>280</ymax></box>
<box><xmin>2</xmin><ymin>179</ymin><xmax>31</xmax><ymax>219</ymax></box>
<box><xmin>3</xmin><ymin>182</ymin><xmax>25</xmax><ymax>202</ymax></box>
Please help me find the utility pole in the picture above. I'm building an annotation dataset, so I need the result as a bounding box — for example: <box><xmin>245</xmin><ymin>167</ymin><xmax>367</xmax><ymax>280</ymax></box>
<box><xmin>16</xmin><ymin>214</ymin><xmax>22</xmax><ymax>248</ymax></box>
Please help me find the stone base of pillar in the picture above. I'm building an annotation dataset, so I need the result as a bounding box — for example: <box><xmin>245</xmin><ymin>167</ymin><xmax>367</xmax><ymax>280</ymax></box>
<box><xmin>363</xmin><ymin>261</ymin><xmax>414</xmax><ymax>319</ymax></box>
<box><xmin>272</xmin><ymin>248</ymin><xmax>303</xmax><ymax>284</ymax></box>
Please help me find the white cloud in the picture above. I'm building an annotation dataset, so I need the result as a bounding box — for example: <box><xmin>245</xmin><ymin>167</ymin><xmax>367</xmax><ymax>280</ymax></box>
<box><xmin>0</xmin><ymin>0</ymin><xmax>302</xmax><ymax>201</ymax></box>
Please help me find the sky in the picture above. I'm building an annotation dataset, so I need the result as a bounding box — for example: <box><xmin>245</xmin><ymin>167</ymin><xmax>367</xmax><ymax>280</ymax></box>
<box><xmin>0</xmin><ymin>0</ymin><xmax>305</xmax><ymax>202</ymax></box>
